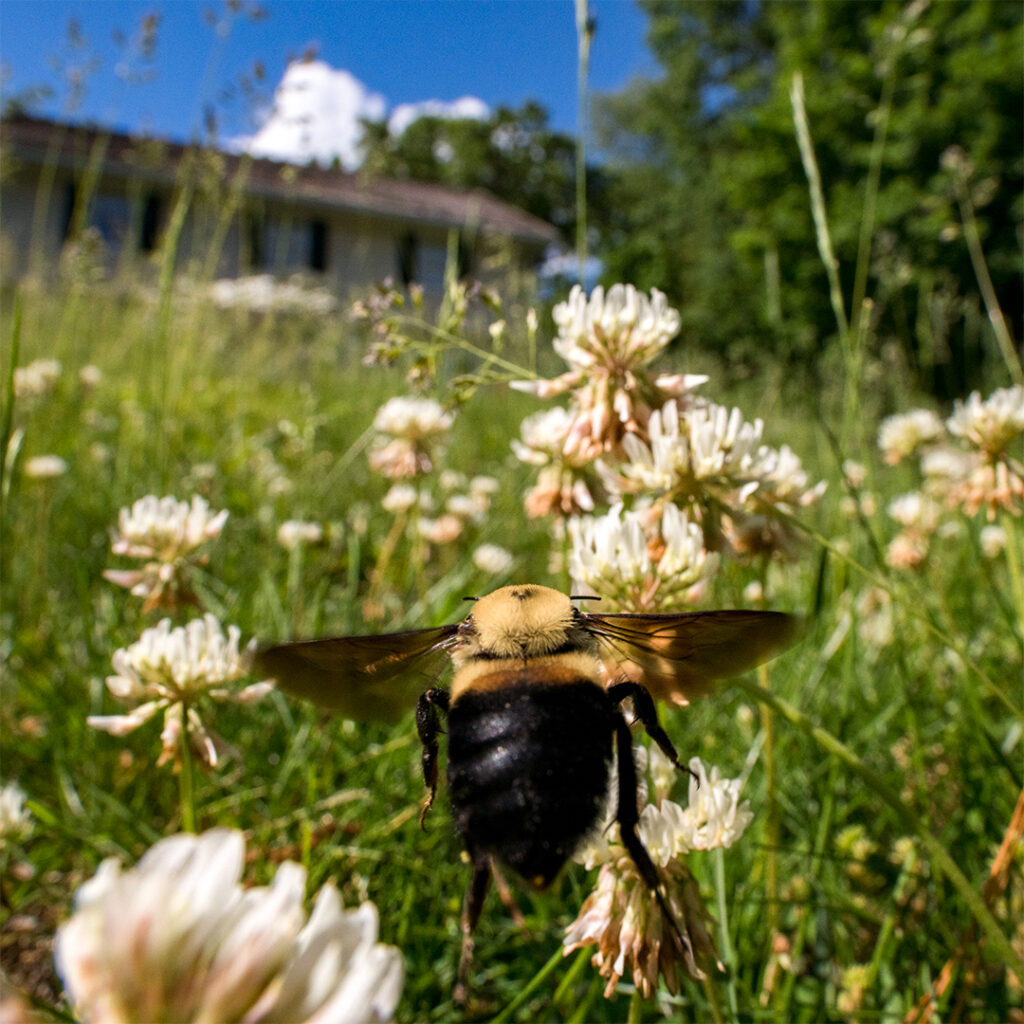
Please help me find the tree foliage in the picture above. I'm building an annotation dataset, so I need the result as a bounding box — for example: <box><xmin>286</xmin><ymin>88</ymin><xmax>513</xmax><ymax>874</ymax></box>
<box><xmin>359</xmin><ymin>101</ymin><xmax>606</xmax><ymax>248</ymax></box>
<box><xmin>594</xmin><ymin>0</ymin><xmax>1023</xmax><ymax>394</ymax></box>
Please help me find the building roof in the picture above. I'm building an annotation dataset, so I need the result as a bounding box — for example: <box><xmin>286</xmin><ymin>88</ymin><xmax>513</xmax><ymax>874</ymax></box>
<box><xmin>0</xmin><ymin>115</ymin><xmax>561</xmax><ymax>247</ymax></box>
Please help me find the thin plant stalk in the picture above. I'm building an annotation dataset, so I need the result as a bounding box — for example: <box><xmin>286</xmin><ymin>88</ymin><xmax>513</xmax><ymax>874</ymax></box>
<box><xmin>732</xmin><ymin>674</ymin><xmax>1024</xmax><ymax>978</ymax></box>
<box><xmin>1001</xmin><ymin>510</ymin><xmax>1024</xmax><ymax>642</ymax></box>
<box><xmin>955</xmin><ymin>185</ymin><xmax>1023</xmax><ymax>386</ymax></box>
<box><xmin>790</xmin><ymin>71</ymin><xmax>849</xmax><ymax>342</ymax></box>
<box><xmin>491</xmin><ymin>944</ymin><xmax>564</xmax><ymax>1024</ymax></box>
<box><xmin>0</xmin><ymin>292</ymin><xmax>21</xmax><ymax>516</ymax></box>
<box><xmin>178</xmin><ymin>704</ymin><xmax>197</xmax><ymax>833</ymax></box>
<box><xmin>574</xmin><ymin>0</ymin><xmax>593</xmax><ymax>285</ymax></box>
<box><xmin>713</xmin><ymin>846</ymin><xmax>739</xmax><ymax>1022</ymax></box>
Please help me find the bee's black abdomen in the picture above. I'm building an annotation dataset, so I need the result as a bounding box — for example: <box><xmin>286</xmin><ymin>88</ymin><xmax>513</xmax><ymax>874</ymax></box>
<box><xmin>447</xmin><ymin>677</ymin><xmax>614</xmax><ymax>888</ymax></box>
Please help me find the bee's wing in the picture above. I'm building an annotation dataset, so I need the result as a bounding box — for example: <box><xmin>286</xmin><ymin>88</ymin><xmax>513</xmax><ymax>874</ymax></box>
<box><xmin>256</xmin><ymin>625</ymin><xmax>459</xmax><ymax>722</ymax></box>
<box><xmin>584</xmin><ymin>610</ymin><xmax>798</xmax><ymax>706</ymax></box>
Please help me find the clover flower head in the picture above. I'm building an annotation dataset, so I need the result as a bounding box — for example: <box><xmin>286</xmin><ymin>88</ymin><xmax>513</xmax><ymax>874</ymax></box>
<box><xmin>111</xmin><ymin>494</ymin><xmax>229</xmax><ymax>560</ymax></box>
<box><xmin>888</xmin><ymin>492</ymin><xmax>942</xmax><ymax>532</ymax></box>
<box><xmin>565</xmin><ymin>754</ymin><xmax>750</xmax><ymax>998</ymax></box>
<box><xmin>878</xmin><ymin>409</ymin><xmax>946</xmax><ymax>464</ymax></box>
<box><xmin>947</xmin><ymin>386</ymin><xmax>1024</xmax><ymax>457</ymax></box>
<box><xmin>55</xmin><ymin>828</ymin><xmax>403</xmax><ymax>1024</ymax></box>
<box><xmin>551</xmin><ymin>284</ymin><xmax>681</xmax><ymax>370</ymax></box>
<box><xmin>88</xmin><ymin>615</ymin><xmax>271</xmax><ymax>768</ymax></box>
<box><xmin>514</xmin><ymin>407</ymin><xmax>598</xmax><ymax>519</ymax></box>
<box><xmin>369</xmin><ymin>397</ymin><xmax>454</xmax><ymax>478</ymax></box>
<box><xmin>512</xmin><ymin>286</ymin><xmax>707</xmax><ymax>459</ymax></box>
<box><xmin>372</xmin><ymin>396</ymin><xmax>454</xmax><ymax>439</ymax></box>
<box><xmin>13</xmin><ymin>358</ymin><xmax>62</xmax><ymax>398</ymax></box>
<box><xmin>472</xmin><ymin>543</ymin><xmax>515</xmax><ymax>575</ymax></box>
<box><xmin>277</xmin><ymin>520</ymin><xmax>324</xmax><ymax>550</ymax></box>
<box><xmin>570</xmin><ymin>503</ymin><xmax>717</xmax><ymax>612</ymax></box>
<box><xmin>24</xmin><ymin>455</ymin><xmax>68</xmax><ymax>479</ymax></box>
<box><xmin>104</xmin><ymin>495</ymin><xmax>228</xmax><ymax>611</ymax></box>
<box><xmin>0</xmin><ymin>781</ymin><xmax>33</xmax><ymax>846</ymax></box>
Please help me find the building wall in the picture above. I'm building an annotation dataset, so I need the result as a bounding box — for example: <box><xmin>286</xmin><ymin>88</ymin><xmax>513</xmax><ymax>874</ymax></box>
<box><xmin>0</xmin><ymin>159</ymin><xmax>546</xmax><ymax>297</ymax></box>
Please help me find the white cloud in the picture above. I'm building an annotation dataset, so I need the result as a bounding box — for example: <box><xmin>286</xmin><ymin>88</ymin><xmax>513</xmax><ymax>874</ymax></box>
<box><xmin>238</xmin><ymin>60</ymin><xmax>386</xmax><ymax>169</ymax></box>
<box><xmin>235</xmin><ymin>60</ymin><xmax>488</xmax><ymax>169</ymax></box>
<box><xmin>387</xmin><ymin>96</ymin><xmax>489</xmax><ymax>137</ymax></box>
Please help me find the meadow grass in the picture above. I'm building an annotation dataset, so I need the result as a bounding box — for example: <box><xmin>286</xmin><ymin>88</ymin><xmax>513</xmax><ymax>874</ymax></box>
<box><xmin>1</xmin><ymin>230</ymin><xmax>1022</xmax><ymax>1022</ymax></box>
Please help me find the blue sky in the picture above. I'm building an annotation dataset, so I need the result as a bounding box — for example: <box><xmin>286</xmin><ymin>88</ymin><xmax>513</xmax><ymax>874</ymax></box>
<box><xmin>0</xmin><ymin>0</ymin><xmax>659</xmax><ymax>150</ymax></box>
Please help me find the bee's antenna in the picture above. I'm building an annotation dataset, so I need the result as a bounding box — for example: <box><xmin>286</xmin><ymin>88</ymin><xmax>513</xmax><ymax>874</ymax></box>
<box><xmin>462</xmin><ymin>596</ymin><xmax>479</xmax><ymax>602</ymax></box>
<box><xmin>570</xmin><ymin>594</ymin><xmax>601</xmax><ymax>602</ymax></box>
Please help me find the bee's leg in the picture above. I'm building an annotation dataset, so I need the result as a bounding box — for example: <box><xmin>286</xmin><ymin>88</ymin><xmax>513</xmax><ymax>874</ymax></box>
<box><xmin>415</xmin><ymin>687</ymin><xmax>450</xmax><ymax>828</ymax></box>
<box><xmin>453</xmin><ymin>856</ymin><xmax>492</xmax><ymax>1005</ymax></box>
<box><xmin>607</xmin><ymin>679</ymin><xmax>694</xmax><ymax>781</ymax></box>
<box><xmin>491</xmin><ymin>861</ymin><xmax>531</xmax><ymax>938</ymax></box>
<box><xmin>612</xmin><ymin>712</ymin><xmax>690</xmax><ymax>956</ymax></box>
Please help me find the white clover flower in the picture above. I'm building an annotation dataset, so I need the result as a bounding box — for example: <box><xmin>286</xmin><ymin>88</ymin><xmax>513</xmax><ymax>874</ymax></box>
<box><xmin>110</xmin><ymin>494</ymin><xmax>228</xmax><ymax>560</ymax></box>
<box><xmin>609</xmin><ymin>399</ymin><xmax>823</xmax><ymax>560</ymax></box>
<box><xmin>947</xmin><ymin>386</ymin><xmax>1024</xmax><ymax>457</ymax></box>
<box><xmin>887</xmin><ymin>492</ymin><xmax>942</xmax><ymax>533</ymax></box>
<box><xmin>277</xmin><ymin>520</ymin><xmax>324</xmax><ymax>550</ymax></box>
<box><xmin>514</xmin><ymin>407</ymin><xmax>598</xmax><ymax>519</ymax></box>
<box><xmin>979</xmin><ymin>524</ymin><xmax>1007</xmax><ymax>558</ymax></box>
<box><xmin>512</xmin><ymin>285</ymin><xmax>707</xmax><ymax>459</ymax></box>
<box><xmin>55</xmin><ymin>828</ymin><xmax>403</xmax><ymax>1024</ymax></box>
<box><xmin>88</xmin><ymin>615</ymin><xmax>271</xmax><ymax>769</ymax></box>
<box><xmin>565</xmin><ymin>755</ymin><xmax>749</xmax><ymax>998</ymax></box>
<box><xmin>417</xmin><ymin>514</ymin><xmax>462</xmax><ymax>545</ymax></box>
<box><xmin>551</xmin><ymin>283</ymin><xmax>681</xmax><ymax>368</ymax></box>
<box><xmin>511</xmin><ymin>407</ymin><xmax>577</xmax><ymax>466</ymax></box>
<box><xmin>23</xmin><ymin>454</ymin><xmax>68</xmax><ymax>479</ymax></box>
<box><xmin>615</xmin><ymin>400</ymin><xmax>763</xmax><ymax>496</ymax></box>
<box><xmin>369</xmin><ymin>397</ymin><xmax>454</xmax><ymax>479</ymax></box>
<box><xmin>372</xmin><ymin>396</ymin><xmax>454</xmax><ymax>439</ymax></box>
<box><xmin>381</xmin><ymin>483</ymin><xmax>418</xmax><ymax>513</ymax></box>
<box><xmin>0</xmin><ymin>781</ymin><xmax>32</xmax><ymax>846</ymax></box>
<box><xmin>104</xmin><ymin>495</ymin><xmax>228</xmax><ymax>612</ymax></box>
<box><xmin>78</xmin><ymin>364</ymin><xmax>103</xmax><ymax>389</ymax></box>
<box><xmin>13</xmin><ymin>358</ymin><xmax>62</xmax><ymax>398</ymax></box>
<box><xmin>472</xmin><ymin>543</ymin><xmax>514</xmax><ymax>575</ymax></box>
<box><xmin>878</xmin><ymin>408</ymin><xmax>946</xmax><ymax>464</ymax></box>
<box><xmin>569</xmin><ymin>503</ymin><xmax>716</xmax><ymax>611</ymax></box>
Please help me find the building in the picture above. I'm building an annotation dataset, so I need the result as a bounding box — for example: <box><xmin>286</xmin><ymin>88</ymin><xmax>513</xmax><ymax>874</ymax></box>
<box><xmin>0</xmin><ymin>115</ymin><xmax>560</xmax><ymax>295</ymax></box>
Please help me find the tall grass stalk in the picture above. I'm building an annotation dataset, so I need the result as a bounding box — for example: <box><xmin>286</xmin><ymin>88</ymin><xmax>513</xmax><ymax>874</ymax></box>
<box><xmin>574</xmin><ymin>0</ymin><xmax>592</xmax><ymax>284</ymax></box>
<box><xmin>732</xmin><ymin>674</ymin><xmax>1024</xmax><ymax>978</ymax></box>
<box><xmin>953</xmin><ymin>181</ymin><xmax>1023</xmax><ymax>386</ymax></box>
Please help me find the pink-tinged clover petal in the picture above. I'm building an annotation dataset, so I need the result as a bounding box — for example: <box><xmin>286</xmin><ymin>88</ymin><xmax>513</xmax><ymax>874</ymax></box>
<box><xmin>87</xmin><ymin>700</ymin><xmax>166</xmax><ymax>736</ymax></box>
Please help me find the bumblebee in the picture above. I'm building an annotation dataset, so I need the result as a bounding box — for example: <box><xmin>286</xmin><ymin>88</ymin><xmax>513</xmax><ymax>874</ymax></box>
<box><xmin>258</xmin><ymin>583</ymin><xmax>796</xmax><ymax>999</ymax></box>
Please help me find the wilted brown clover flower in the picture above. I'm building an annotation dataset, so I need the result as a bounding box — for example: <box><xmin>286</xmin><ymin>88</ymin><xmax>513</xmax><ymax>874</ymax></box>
<box><xmin>512</xmin><ymin>285</ymin><xmax>708</xmax><ymax>461</ymax></box>
<box><xmin>88</xmin><ymin>615</ymin><xmax>271</xmax><ymax>769</ymax></box>
<box><xmin>103</xmin><ymin>494</ymin><xmax>228</xmax><ymax>612</ymax></box>
<box><xmin>565</xmin><ymin>747</ymin><xmax>752</xmax><ymax>999</ymax></box>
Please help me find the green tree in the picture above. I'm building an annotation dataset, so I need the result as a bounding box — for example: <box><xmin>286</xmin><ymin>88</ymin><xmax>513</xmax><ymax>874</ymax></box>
<box><xmin>596</xmin><ymin>0</ymin><xmax>1022</xmax><ymax>394</ymax></box>
<box><xmin>359</xmin><ymin>102</ymin><xmax>608</xmax><ymax>254</ymax></box>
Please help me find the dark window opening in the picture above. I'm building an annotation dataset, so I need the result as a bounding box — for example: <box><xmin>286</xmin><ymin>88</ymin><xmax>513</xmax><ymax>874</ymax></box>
<box><xmin>246</xmin><ymin>213</ymin><xmax>264</xmax><ymax>271</ymax></box>
<box><xmin>397</xmin><ymin>232</ymin><xmax>417</xmax><ymax>287</ymax></box>
<box><xmin>140</xmin><ymin>194</ymin><xmax>162</xmax><ymax>252</ymax></box>
<box><xmin>61</xmin><ymin>182</ymin><xmax>77</xmax><ymax>240</ymax></box>
<box><xmin>310</xmin><ymin>219</ymin><xmax>327</xmax><ymax>272</ymax></box>
<box><xmin>457</xmin><ymin>233</ymin><xmax>475</xmax><ymax>278</ymax></box>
